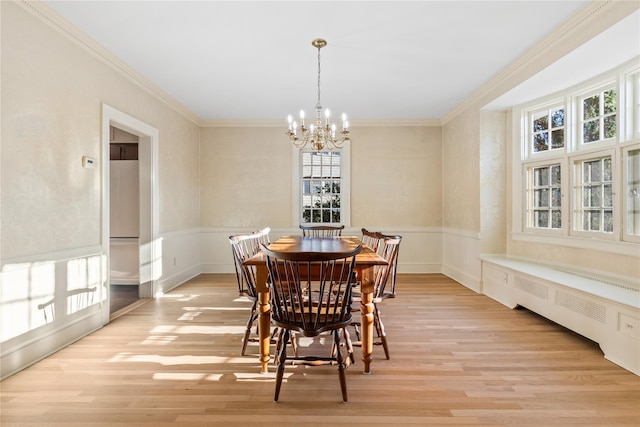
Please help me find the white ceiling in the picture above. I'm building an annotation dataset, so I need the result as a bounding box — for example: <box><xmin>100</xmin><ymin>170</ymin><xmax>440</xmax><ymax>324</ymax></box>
<box><xmin>44</xmin><ymin>1</ymin><xmax>638</xmax><ymax>121</ymax></box>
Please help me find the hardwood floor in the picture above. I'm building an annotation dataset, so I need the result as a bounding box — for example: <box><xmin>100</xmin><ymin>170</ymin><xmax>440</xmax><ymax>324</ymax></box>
<box><xmin>110</xmin><ymin>285</ymin><xmax>141</xmax><ymax>315</ymax></box>
<box><xmin>1</xmin><ymin>274</ymin><xmax>639</xmax><ymax>426</ymax></box>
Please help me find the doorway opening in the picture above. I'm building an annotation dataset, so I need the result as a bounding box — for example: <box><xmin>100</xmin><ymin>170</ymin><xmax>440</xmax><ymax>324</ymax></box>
<box><xmin>101</xmin><ymin>104</ymin><xmax>160</xmax><ymax>323</ymax></box>
<box><xmin>109</xmin><ymin>126</ymin><xmax>140</xmax><ymax>315</ymax></box>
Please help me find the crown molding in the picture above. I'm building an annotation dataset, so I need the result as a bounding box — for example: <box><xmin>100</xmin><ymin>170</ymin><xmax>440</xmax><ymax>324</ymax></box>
<box><xmin>441</xmin><ymin>0</ymin><xmax>640</xmax><ymax>125</ymax></box>
<box><xmin>199</xmin><ymin>118</ymin><xmax>442</xmax><ymax>128</ymax></box>
<box><xmin>350</xmin><ymin>118</ymin><xmax>442</xmax><ymax>127</ymax></box>
<box><xmin>18</xmin><ymin>0</ymin><xmax>201</xmax><ymax>125</ymax></box>
<box><xmin>199</xmin><ymin>119</ymin><xmax>283</xmax><ymax>128</ymax></box>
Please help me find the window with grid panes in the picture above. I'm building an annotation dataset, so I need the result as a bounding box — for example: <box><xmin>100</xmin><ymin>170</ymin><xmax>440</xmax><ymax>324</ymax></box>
<box><xmin>515</xmin><ymin>58</ymin><xmax>639</xmax><ymax>249</ymax></box>
<box><xmin>531</xmin><ymin>106</ymin><xmax>565</xmax><ymax>153</ymax></box>
<box><xmin>575</xmin><ymin>156</ymin><xmax>613</xmax><ymax>233</ymax></box>
<box><xmin>580</xmin><ymin>87</ymin><xmax>617</xmax><ymax>144</ymax></box>
<box><xmin>527</xmin><ymin>164</ymin><xmax>562</xmax><ymax>229</ymax></box>
<box><xmin>300</xmin><ymin>151</ymin><xmax>342</xmax><ymax>224</ymax></box>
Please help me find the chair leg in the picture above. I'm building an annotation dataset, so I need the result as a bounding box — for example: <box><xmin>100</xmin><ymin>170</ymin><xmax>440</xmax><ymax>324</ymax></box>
<box><xmin>342</xmin><ymin>327</ymin><xmax>355</xmax><ymax>365</ymax></box>
<box><xmin>353</xmin><ymin>322</ymin><xmax>361</xmax><ymax>341</ymax></box>
<box><xmin>274</xmin><ymin>329</ymin><xmax>289</xmax><ymax>402</ymax></box>
<box><xmin>270</xmin><ymin>326</ymin><xmax>279</xmax><ymax>342</ymax></box>
<box><xmin>290</xmin><ymin>332</ymin><xmax>298</xmax><ymax>357</ymax></box>
<box><xmin>374</xmin><ymin>306</ymin><xmax>390</xmax><ymax>360</ymax></box>
<box><xmin>241</xmin><ymin>302</ymin><xmax>258</xmax><ymax>356</ymax></box>
<box><xmin>334</xmin><ymin>329</ymin><xmax>348</xmax><ymax>403</ymax></box>
<box><xmin>273</xmin><ymin>328</ymin><xmax>284</xmax><ymax>359</ymax></box>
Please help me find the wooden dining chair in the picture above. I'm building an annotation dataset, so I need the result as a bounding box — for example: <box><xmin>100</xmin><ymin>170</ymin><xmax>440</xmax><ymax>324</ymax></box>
<box><xmin>378</xmin><ymin>232</ymin><xmax>401</xmax><ymax>298</ymax></box>
<box><xmin>360</xmin><ymin>228</ymin><xmax>383</xmax><ymax>252</ymax></box>
<box><xmin>349</xmin><ymin>234</ymin><xmax>402</xmax><ymax>360</ymax></box>
<box><xmin>299</xmin><ymin>224</ymin><xmax>345</xmax><ymax>237</ymax></box>
<box><xmin>228</xmin><ymin>227</ymin><xmax>270</xmax><ymax>356</ymax></box>
<box><xmin>261</xmin><ymin>243</ymin><xmax>361</xmax><ymax>402</ymax></box>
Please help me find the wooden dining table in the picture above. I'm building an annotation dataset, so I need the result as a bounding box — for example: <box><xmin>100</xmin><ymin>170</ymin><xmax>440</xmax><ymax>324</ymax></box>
<box><xmin>243</xmin><ymin>235</ymin><xmax>388</xmax><ymax>374</ymax></box>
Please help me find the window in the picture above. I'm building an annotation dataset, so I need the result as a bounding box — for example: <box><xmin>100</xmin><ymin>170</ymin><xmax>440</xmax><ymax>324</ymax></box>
<box><xmin>579</xmin><ymin>87</ymin><xmax>617</xmax><ymax>145</ymax></box>
<box><xmin>625</xmin><ymin>147</ymin><xmax>640</xmax><ymax>240</ymax></box>
<box><xmin>574</xmin><ymin>155</ymin><xmax>613</xmax><ymax>233</ymax></box>
<box><xmin>293</xmin><ymin>143</ymin><xmax>350</xmax><ymax>226</ymax></box>
<box><xmin>527</xmin><ymin>164</ymin><xmax>562</xmax><ymax>229</ymax></box>
<box><xmin>530</xmin><ymin>107</ymin><xmax>565</xmax><ymax>153</ymax></box>
<box><xmin>301</xmin><ymin>151</ymin><xmax>342</xmax><ymax>223</ymax></box>
<box><xmin>513</xmin><ymin>57</ymin><xmax>639</xmax><ymax>252</ymax></box>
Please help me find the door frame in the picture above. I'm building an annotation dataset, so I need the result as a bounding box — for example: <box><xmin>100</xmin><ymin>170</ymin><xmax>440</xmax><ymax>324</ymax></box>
<box><xmin>101</xmin><ymin>104</ymin><xmax>160</xmax><ymax>323</ymax></box>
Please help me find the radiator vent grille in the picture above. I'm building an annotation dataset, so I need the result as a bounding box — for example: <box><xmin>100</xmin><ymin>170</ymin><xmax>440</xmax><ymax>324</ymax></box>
<box><xmin>515</xmin><ymin>277</ymin><xmax>548</xmax><ymax>300</ymax></box>
<box><xmin>557</xmin><ymin>291</ymin><xmax>607</xmax><ymax>323</ymax></box>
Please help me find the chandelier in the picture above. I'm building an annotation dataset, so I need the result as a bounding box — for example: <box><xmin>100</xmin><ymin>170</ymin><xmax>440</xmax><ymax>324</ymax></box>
<box><xmin>286</xmin><ymin>38</ymin><xmax>351</xmax><ymax>151</ymax></box>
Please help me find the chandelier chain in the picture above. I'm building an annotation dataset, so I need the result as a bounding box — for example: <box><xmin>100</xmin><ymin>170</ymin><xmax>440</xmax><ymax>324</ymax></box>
<box><xmin>316</xmin><ymin>45</ymin><xmax>322</xmax><ymax>112</ymax></box>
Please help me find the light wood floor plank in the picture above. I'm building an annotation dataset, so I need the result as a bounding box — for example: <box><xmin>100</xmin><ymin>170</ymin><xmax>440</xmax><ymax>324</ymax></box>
<box><xmin>1</xmin><ymin>273</ymin><xmax>639</xmax><ymax>426</ymax></box>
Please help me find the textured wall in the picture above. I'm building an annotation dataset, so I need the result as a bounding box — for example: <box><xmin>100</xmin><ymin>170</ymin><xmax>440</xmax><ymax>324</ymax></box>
<box><xmin>479</xmin><ymin>110</ymin><xmax>507</xmax><ymax>254</ymax></box>
<box><xmin>1</xmin><ymin>1</ymin><xmax>200</xmax><ymax>259</ymax></box>
<box><xmin>199</xmin><ymin>126</ymin><xmax>292</xmax><ymax>228</ymax></box>
<box><xmin>351</xmin><ymin>126</ymin><xmax>442</xmax><ymax>227</ymax></box>
<box><xmin>442</xmin><ymin>108</ymin><xmax>480</xmax><ymax>233</ymax></box>
<box><xmin>199</xmin><ymin>124</ymin><xmax>443</xmax><ymax>229</ymax></box>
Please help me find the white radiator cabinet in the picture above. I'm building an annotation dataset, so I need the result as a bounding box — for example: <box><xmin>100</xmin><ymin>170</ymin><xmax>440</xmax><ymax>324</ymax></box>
<box><xmin>481</xmin><ymin>255</ymin><xmax>640</xmax><ymax>376</ymax></box>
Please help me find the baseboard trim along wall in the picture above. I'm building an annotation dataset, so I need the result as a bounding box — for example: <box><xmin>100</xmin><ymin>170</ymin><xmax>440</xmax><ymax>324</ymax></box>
<box><xmin>0</xmin><ymin>246</ymin><xmax>105</xmax><ymax>380</ymax></box>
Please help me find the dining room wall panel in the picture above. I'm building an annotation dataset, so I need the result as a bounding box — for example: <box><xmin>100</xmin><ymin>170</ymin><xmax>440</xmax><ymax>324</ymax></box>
<box><xmin>350</xmin><ymin>125</ymin><xmax>443</xmax><ymax>227</ymax></box>
<box><xmin>442</xmin><ymin>108</ymin><xmax>481</xmax><ymax>234</ymax></box>
<box><xmin>1</xmin><ymin>0</ymin><xmax>200</xmax><ymax>378</ymax></box>
<box><xmin>479</xmin><ymin>110</ymin><xmax>508</xmax><ymax>255</ymax></box>
<box><xmin>199</xmin><ymin>126</ymin><xmax>292</xmax><ymax>228</ymax></box>
<box><xmin>198</xmin><ymin>123</ymin><xmax>444</xmax><ymax>274</ymax></box>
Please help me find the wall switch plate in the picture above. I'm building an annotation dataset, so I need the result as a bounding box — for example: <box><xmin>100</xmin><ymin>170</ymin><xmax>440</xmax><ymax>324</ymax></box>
<box><xmin>82</xmin><ymin>156</ymin><xmax>98</xmax><ymax>169</ymax></box>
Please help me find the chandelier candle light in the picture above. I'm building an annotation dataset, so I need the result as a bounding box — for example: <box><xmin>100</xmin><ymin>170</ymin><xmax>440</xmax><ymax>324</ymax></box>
<box><xmin>287</xmin><ymin>38</ymin><xmax>351</xmax><ymax>151</ymax></box>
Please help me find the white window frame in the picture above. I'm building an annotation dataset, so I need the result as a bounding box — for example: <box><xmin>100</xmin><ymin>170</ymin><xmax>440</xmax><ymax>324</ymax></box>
<box><xmin>623</xmin><ymin>143</ymin><xmax>640</xmax><ymax>243</ymax></box>
<box><xmin>574</xmin><ymin>81</ymin><xmax>618</xmax><ymax>150</ymax></box>
<box><xmin>528</xmin><ymin>104</ymin><xmax>567</xmax><ymax>156</ymax></box>
<box><xmin>524</xmin><ymin>160</ymin><xmax>566</xmax><ymax>235</ymax></box>
<box><xmin>511</xmin><ymin>56</ymin><xmax>639</xmax><ymax>256</ymax></box>
<box><xmin>624</xmin><ymin>69</ymin><xmax>640</xmax><ymax>141</ymax></box>
<box><xmin>291</xmin><ymin>142</ymin><xmax>350</xmax><ymax>227</ymax></box>
<box><xmin>570</xmin><ymin>149</ymin><xmax>617</xmax><ymax>240</ymax></box>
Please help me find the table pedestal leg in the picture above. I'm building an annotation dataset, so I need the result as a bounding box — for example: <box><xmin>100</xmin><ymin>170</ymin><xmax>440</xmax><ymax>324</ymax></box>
<box><xmin>360</xmin><ymin>291</ymin><xmax>374</xmax><ymax>374</ymax></box>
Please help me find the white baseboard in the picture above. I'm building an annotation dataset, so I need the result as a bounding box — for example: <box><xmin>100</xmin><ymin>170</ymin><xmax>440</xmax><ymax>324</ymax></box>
<box><xmin>1</xmin><ymin>310</ymin><xmax>102</xmax><ymax>380</ymax></box>
<box><xmin>442</xmin><ymin>263</ymin><xmax>481</xmax><ymax>292</ymax></box>
<box><xmin>157</xmin><ymin>264</ymin><xmax>201</xmax><ymax>293</ymax></box>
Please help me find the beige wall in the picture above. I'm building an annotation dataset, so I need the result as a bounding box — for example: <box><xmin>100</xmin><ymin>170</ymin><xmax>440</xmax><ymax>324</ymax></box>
<box><xmin>442</xmin><ymin>108</ymin><xmax>480</xmax><ymax>233</ymax></box>
<box><xmin>199</xmin><ymin>126</ymin><xmax>292</xmax><ymax>228</ymax></box>
<box><xmin>1</xmin><ymin>1</ymin><xmax>200</xmax><ymax>259</ymax></box>
<box><xmin>479</xmin><ymin>110</ymin><xmax>508</xmax><ymax>254</ymax></box>
<box><xmin>351</xmin><ymin>126</ymin><xmax>442</xmax><ymax>228</ymax></box>
<box><xmin>199</xmin><ymin>125</ymin><xmax>443</xmax><ymax>229</ymax></box>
